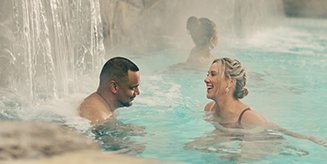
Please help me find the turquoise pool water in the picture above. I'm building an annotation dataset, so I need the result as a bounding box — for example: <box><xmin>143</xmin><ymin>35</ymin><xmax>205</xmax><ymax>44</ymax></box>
<box><xmin>94</xmin><ymin>18</ymin><xmax>327</xmax><ymax>163</ymax></box>
<box><xmin>1</xmin><ymin>18</ymin><xmax>326</xmax><ymax>163</ymax></box>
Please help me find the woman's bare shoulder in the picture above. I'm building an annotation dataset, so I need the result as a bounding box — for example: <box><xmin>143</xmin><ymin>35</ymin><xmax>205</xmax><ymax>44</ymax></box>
<box><xmin>241</xmin><ymin>109</ymin><xmax>267</xmax><ymax>128</ymax></box>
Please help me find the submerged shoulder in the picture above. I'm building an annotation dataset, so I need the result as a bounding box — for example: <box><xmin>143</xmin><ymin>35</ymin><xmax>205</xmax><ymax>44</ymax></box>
<box><xmin>204</xmin><ymin>101</ymin><xmax>215</xmax><ymax>112</ymax></box>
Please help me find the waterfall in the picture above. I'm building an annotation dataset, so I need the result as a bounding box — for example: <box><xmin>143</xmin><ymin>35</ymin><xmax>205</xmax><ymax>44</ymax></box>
<box><xmin>0</xmin><ymin>0</ymin><xmax>104</xmax><ymax>102</ymax></box>
<box><xmin>0</xmin><ymin>0</ymin><xmax>285</xmax><ymax>104</ymax></box>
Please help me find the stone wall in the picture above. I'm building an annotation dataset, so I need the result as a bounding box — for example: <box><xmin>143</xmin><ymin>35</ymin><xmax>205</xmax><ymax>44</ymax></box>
<box><xmin>99</xmin><ymin>0</ymin><xmax>286</xmax><ymax>53</ymax></box>
<box><xmin>283</xmin><ymin>0</ymin><xmax>327</xmax><ymax>18</ymax></box>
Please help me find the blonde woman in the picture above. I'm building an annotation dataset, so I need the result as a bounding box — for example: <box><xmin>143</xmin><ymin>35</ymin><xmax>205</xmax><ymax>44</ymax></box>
<box><xmin>204</xmin><ymin>57</ymin><xmax>327</xmax><ymax>146</ymax></box>
<box><xmin>204</xmin><ymin>57</ymin><xmax>266</xmax><ymax>129</ymax></box>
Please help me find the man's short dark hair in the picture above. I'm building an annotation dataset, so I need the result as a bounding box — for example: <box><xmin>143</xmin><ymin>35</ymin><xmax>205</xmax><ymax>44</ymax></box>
<box><xmin>99</xmin><ymin>57</ymin><xmax>139</xmax><ymax>86</ymax></box>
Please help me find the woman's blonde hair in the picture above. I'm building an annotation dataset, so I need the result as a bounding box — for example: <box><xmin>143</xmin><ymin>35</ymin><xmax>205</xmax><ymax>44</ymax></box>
<box><xmin>212</xmin><ymin>58</ymin><xmax>248</xmax><ymax>99</ymax></box>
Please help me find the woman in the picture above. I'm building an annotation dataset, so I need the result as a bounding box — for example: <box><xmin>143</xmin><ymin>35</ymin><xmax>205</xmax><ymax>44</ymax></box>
<box><xmin>203</xmin><ymin>57</ymin><xmax>327</xmax><ymax>147</ymax></box>
<box><xmin>186</xmin><ymin>16</ymin><xmax>218</xmax><ymax>65</ymax></box>
<box><xmin>204</xmin><ymin>57</ymin><xmax>267</xmax><ymax>129</ymax></box>
<box><xmin>167</xmin><ymin>16</ymin><xmax>218</xmax><ymax>71</ymax></box>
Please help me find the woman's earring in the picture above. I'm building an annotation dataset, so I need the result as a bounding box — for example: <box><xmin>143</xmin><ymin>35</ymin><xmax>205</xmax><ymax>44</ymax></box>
<box><xmin>225</xmin><ymin>87</ymin><xmax>229</xmax><ymax>94</ymax></box>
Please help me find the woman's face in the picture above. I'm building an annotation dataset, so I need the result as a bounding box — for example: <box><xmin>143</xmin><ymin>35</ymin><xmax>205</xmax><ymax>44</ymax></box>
<box><xmin>204</xmin><ymin>62</ymin><xmax>228</xmax><ymax>100</ymax></box>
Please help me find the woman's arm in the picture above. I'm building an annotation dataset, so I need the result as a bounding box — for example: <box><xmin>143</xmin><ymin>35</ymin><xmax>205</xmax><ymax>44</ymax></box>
<box><xmin>267</xmin><ymin>123</ymin><xmax>327</xmax><ymax>147</ymax></box>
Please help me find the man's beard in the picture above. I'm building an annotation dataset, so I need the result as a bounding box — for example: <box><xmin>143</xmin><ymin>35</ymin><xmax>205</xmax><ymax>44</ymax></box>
<box><xmin>119</xmin><ymin>100</ymin><xmax>132</xmax><ymax>107</ymax></box>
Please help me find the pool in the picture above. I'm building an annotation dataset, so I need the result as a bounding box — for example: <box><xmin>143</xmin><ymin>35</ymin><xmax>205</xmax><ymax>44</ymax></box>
<box><xmin>1</xmin><ymin>11</ymin><xmax>327</xmax><ymax>164</ymax></box>
<box><xmin>89</xmin><ymin>18</ymin><xmax>327</xmax><ymax>163</ymax></box>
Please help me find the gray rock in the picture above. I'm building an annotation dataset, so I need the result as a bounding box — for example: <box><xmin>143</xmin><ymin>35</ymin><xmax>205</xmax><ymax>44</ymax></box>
<box><xmin>0</xmin><ymin>121</ymin><xmax>99</xmax><ymax>160</ymax></box>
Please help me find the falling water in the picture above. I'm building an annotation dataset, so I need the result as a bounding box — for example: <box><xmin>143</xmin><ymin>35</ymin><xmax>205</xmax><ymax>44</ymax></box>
<box><xmin>0</xmin><ymin>0</ymin><xmax>286</xmax><ymax>108</ymax></box>
<box><xmin>0</xmin><ymin>0</ymin><xmax>104</xmax><ymax>102</ymax></box>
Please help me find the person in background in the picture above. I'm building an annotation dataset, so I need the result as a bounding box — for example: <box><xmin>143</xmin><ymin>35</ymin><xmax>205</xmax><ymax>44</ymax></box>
<box><xmin>186</xmin><ymin>16</ymin><xmax>218</xmax><ymax>65</ymax></box>
<box><xmin>79</xmin><ymin>57</ymin><xmax>141</xmax><ymax>124</ymax></box>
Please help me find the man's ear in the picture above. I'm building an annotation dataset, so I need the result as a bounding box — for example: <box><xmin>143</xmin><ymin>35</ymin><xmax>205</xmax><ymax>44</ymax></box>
<box><xmin>110</xmin><ymin>80</ymin><xmax>119</xmax><ymax>94</ymax></box>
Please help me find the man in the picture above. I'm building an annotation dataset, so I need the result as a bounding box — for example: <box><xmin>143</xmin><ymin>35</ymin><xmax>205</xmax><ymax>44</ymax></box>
<box><xmin>79</xmin><ymin>57</ymin><xmax>141</xmax><ymax>124</ymax></box>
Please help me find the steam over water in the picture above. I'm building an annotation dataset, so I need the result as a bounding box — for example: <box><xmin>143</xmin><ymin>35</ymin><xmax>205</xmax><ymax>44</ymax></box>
<box><xmin>0</xmin><ymin>0</ymin><xmax>284</xmax><ymax>102</ymax></box>
<box><xmin>1</xmin><ymin>1</ymin><xmax>327</xmax><ymax>163</ymax></box>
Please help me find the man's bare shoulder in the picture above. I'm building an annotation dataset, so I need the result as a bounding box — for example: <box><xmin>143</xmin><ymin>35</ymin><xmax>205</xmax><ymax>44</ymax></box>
<box><xmin>79</xmin><ymin>93</ymin><xmax>111</xmax><ymax>124</ymax></box>
<box><xmin>80</xmin><ymin>93</ymin><xmax>102</xmax><ymax>110</ymax></box>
